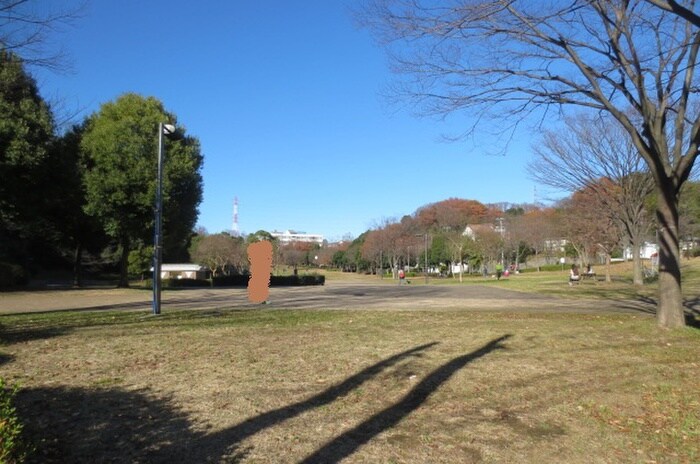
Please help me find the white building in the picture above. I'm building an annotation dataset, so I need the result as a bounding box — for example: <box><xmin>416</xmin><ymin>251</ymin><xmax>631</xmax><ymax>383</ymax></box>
<box><xmin>271</xmin><ymin>230</ymin><xmax>324</xmax><ymax>245</ymax></box>
<box><xmin>624</xmin><ymin>242</ymin><xmax>658</xmax><ymax>260</ymax></box>
<box><xmin>152</xmin><ymin>264</ymin><xmax>208</xmax><ymax>280</ymax></box>
<box><xmin>463</xmin><ymin>224</ymin><xmax>496</xmax><ymax>239</ymax></box>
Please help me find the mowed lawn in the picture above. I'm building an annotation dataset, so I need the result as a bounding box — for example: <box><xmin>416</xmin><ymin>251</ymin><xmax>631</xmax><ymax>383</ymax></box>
<box><xmin>1</xmin><ymin>263</ymin><xmax>699</xmax><ymax>463</ymax></box>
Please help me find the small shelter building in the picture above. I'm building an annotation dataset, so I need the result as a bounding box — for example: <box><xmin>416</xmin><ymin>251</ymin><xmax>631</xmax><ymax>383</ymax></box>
<box><xmin>157</xmin><ymin>264</ymin><xmax>209</xmax><ymax>280</ymax></box>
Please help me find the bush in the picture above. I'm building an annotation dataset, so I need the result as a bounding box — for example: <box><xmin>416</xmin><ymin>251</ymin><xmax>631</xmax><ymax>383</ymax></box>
<box><xmin>520</xmin><ymin>264</ymin><xmax>566</xmax><ymax>273</ymax></box>
<box><xmin>212</xmin><ymin>275</ymin><xmax>249</xmax><ymax>287</ymax></box>
<box><xmin>142</xmin><ymin>274</ymin><xmax>326</xmax><ymax>288</ymax></box>
<box><xmin>0</xmin><ymin>263</ymin><xmax>27</xmax><ymax>290</ymax></box>
<box><xmin>271</xmin><ymin>274</ymin><xmax>325</xmax><ymax>286</ymax></box>
<box><xmin>0</xmin><ymin>378</ymin><xmax>29</xmax><ymax>463</ymax></box>
<box><xmin>162</xmin><ymin>278</ymin><xmax>211</xmax><ymax>288</ymax></box>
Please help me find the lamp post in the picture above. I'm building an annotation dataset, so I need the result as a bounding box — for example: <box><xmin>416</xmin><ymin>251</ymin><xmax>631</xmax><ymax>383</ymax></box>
<box><xmin>153</xmin><ymin>122</ymin><xmax>175</xmax><ymax>315</ymax></box>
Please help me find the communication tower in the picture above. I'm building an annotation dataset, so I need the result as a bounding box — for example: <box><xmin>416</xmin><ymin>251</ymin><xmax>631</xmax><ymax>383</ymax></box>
<box><xmin>232</xmin><ymin>197</ymin><xmax>240</xmax><ymax>236</ymax></box>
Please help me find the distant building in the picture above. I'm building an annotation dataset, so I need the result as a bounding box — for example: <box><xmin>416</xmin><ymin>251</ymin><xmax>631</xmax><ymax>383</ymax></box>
<box><xmin>463</xmin><ymin>224</ymin><xmax>496</xmax><ymax>239</ymax></box>
<box><xmin>544</xmin><ymin>239</ymin><xmax>568</xmax><ymax>253</ymax></box>
<box><xmin>152</xmin><ymin>264</ymin><xmax>209</xmax><ymax>280</ymax></box>
<box><xmin>624</xmin><ymin>242</ymin><xmax>658</xmax><ymax>260</ymax></box>
<box><xmin>271</xmin><ymin>230</ymin><xmax>324</xmax><ymax>245</ymax></box>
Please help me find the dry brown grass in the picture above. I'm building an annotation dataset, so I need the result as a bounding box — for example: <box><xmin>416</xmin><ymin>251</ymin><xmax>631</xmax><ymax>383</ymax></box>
<box><xmin>1</xmin><ymin>307</ymin><xmax>698</xmax><ymax>463</ymax></box>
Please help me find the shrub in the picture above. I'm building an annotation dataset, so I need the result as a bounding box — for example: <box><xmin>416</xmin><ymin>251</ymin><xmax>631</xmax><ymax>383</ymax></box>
<box><xmin>0</xmin><ymin>263</ymin><xmax>27</xmax><ymax>290</ymax></box>
<box><xmin>0</xmin><ymin>378</ymin><xmax>29</xmax><ymax>463</ymax></box>
<box><xmin>162</xmin><ymin>278</ymin><xmax>211</xmax><ymax>288</ymax></box>
<box><xmin>271</xmin><ymin>274</ymin><xmax>325</xmax><ymax>286</ymax></box>
<box><xmin>142</xmin><ymin>274</ymin><xmax>326</xmax><ymax>288</ymax></box>
<box><xmin>212</xmin><ymin>274</ymin><xmax>249</xmax><ymax>287</ymax></box>
<box><xmin>520</xmin><ymin>264</ymin><xmax>566</xmax><ymax>273</ymax></box>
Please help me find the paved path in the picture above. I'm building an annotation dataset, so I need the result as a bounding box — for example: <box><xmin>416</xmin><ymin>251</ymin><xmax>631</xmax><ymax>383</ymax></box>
<box><xmin>0</xmin><ymin>281</ymin><xmax>658</xmax><ymax>316</ymax></box>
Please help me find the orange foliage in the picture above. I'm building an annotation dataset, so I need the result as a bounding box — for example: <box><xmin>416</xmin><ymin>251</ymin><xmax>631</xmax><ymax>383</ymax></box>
<box><xmin>415</xmin><ymin>198</ymin><xmax>492</xmax><ymax>229</ymax></box>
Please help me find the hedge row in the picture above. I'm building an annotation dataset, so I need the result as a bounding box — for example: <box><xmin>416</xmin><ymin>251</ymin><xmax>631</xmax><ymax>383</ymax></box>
<box><xmin>151</xmin><ymin>274</ymin><xmax>325</xmax><ymax>289</ymax></box>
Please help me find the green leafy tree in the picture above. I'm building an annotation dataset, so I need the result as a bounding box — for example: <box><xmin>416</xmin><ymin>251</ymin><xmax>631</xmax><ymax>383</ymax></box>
<box><xmin>81</xmin><ymin>93</ymin><xmax>203</xmax><ymax>287</ymax></box>
<box><xmin>679</xmin><ymin>181</ymin><xmax>700</xmax><ymax>257</ymax></box>
<box><xmin>246</xmin><ymin>230</ymin><xmax>276</xmax><ymax>243</ymax></box>
<box><xmin>128</xmin><ymin>245</ymin><xmax>152</xmax><ymax>280</ymax></box>
<box><xmin>0</xmin><ymin>51</ymin><xmax>54</xmax><ymax>274</ymax></box>
<box><xmin>48</xmin><ymin>124</ymin><xmax>108</xmax><ymax>286</ymax></box>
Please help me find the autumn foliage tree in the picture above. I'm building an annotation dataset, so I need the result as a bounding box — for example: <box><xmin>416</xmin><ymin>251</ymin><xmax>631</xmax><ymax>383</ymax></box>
<box><xmin>361</xmin><ymin>0</ymin><xmax>700</xmax><ymax>327</ymax></box>
<box><xmin>529</xmin><ymin>115</ymin><xmax>654</xmax><ymax>285</ymax></box>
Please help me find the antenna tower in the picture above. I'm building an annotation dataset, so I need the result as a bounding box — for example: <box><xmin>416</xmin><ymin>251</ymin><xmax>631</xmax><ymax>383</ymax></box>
<box><xmin>232</xmin><ymin>197</ymin><xmax>240</xmax><ymax>236</ymax></box>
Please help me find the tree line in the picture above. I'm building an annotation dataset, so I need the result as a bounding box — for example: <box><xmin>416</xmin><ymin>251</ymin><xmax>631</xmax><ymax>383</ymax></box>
<box><xmin>322</xmin><ymin>191</ymin><xmax>699</xmax><ymax>281</ymax></box>
<box><xmin>357</xmin><ymin>0</ymin><xmax>700</xmax><ymax>328</ymax></box>
<box><xmin>187</xmin><ymin>188</ymin><xmax>699</xmax><ymax>287</ymax></box>
<box><xmin>0</xmin><ymin>51</ymin><xmax>203</xmax><ymax>288</ymax></box>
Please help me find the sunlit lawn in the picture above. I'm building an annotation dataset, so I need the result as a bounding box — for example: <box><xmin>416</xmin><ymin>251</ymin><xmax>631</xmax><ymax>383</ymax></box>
<box><xmin>391</xmin><ymin>257</ymin><xmax>700</xmax><ymax>302</ymax></box>
<box><xmin>1</xmin><ymin>258</ymin><xmax>699</xmax><ymax>463</ymax></box>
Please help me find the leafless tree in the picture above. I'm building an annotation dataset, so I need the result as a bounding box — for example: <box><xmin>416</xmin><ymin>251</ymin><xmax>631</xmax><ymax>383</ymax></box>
<box><xmin>361</xmin><ymin>0</ymin><xmax>700</xmax><ymax>327</ymax></box>
<box><xmin>0</xmin><ymin>0</ymin><xmax>84</xmax><ymax>70</ymax></box>
<box><xmin>528</xmin><ymin>114</ymin><xmax>654</xmax><ymax>285</ymax></box>
<box><xmin>191</xmin><ymin>234</ymin><xmax>246</xmax><ymax>277</ymax></box>
<box><xmin>559</xmin><ymin>191</ymin><xmax>622</xmax><ymax>282</ymax></box>
<box><xmin>645</xmin><ymin>0</ymin><xmax>700</xmax><ymax>26</ymax></box>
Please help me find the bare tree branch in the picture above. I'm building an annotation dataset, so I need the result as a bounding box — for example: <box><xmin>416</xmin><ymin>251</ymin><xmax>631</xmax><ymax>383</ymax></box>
<box><xmin>359</xmin><ymin>0</ymin><xmax>700</xmax><ymax>327</ymax></box>
<box><xmin>0</xmin><ymin>0</ymin><xmax>85</xmax><ymax>71</ymax></box>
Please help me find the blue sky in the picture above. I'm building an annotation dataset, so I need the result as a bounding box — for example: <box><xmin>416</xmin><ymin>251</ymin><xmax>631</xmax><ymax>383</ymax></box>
<box><xmin>35</xmin><ymin>1</ymin><xmax>545</xmax><ymax>242</ymax></box>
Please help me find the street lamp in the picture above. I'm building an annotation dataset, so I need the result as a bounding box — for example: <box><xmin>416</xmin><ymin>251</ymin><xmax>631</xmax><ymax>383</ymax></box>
<box><xmin>153</xmin><ymin>122</ymin><xmax>175</xmax><ymax>315</ymax></box>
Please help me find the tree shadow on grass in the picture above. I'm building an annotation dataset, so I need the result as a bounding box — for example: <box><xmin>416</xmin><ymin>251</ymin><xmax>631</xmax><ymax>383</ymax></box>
<box><xmin>16</xmin><ymin>342</ymin><xmax>440</xmax><ymax>463</ymax></box>
<box><xmin>610</xmin><ymin>295</ymin><xmax>700</xmax><ymax>328</ymax></box>
<box><xmin>0</xmin><ymin>324</ymin><xmax>70</xmax><ymax>345</ymax></box>
<box><xmin>300</xmin><ymin>334</ymin><xmax>512</xmax><ymax>464</ymax></box>
<box><xmin>0</xmin><ymin>352</ymin><xmax>14</xmax><ymax>366</ymax></box>
<box><xmin>684</xmin><ymin>297</ymin><xmax>700</xmax><ymax>328</ymax></box>
<box><xmin>16</xmin><ymin>387</ymin><xmax>198</xmax><ymax>464</ymax></box>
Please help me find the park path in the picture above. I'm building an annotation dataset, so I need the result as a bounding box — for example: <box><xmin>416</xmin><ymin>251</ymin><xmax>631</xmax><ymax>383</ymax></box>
<box><xmin>0</xmin><ymin>281</ymin><xmax>657</xmax><ymax>317</ymax></box>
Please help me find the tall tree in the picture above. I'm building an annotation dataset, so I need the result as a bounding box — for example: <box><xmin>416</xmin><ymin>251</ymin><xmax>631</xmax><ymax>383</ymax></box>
<box><xmin>0</xmin><ymin>51</ymin><xmax>54</xmax><ymax>273</ymax></box>
<box><xmin>362</xmin><ymin>0</ymin><xmax>700</xmax><ymax>327</ymax></box>
<box><xmin>81</xmin><ymin>93</ymin><xmax>203</xmax><ymax>287</ymax></box>
<box><xmin>528</xmin><ymin>114</ymin><xmax>654</xmax><ymax>285</ymax></box>
<box><xmin>47</xmin><ymin>123</ymin><xmax>107</xmax><ymax>286</ymax></box>
<box><xmin>679</xmin><ymin>181</ymin><xmax>700</xmax><ymax>256</ymax></box>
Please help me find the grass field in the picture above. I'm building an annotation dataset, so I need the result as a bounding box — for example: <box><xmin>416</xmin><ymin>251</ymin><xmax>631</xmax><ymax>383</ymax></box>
<box><xmin>1</xmin><ymin>261</ymin><xmax>699</xmax><ymax>463</ymax></box>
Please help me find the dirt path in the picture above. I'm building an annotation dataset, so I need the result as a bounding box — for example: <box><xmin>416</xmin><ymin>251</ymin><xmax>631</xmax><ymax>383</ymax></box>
<box><xmin>0</xmin><ymin>281</ymin><xmax>657</xmax><ymax>316</ymax></box>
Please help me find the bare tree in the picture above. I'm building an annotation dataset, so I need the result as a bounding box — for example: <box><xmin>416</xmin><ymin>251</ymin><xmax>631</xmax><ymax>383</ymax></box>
<box><xmin>645</xmin><ymin>0</ymin><xmax>700</xmax><ymax>26</ymax></box>
<box><xmin>361</xmin><ymin>0</ymin><xmax>700</xmax><ymax>327</ymax></box>
<box><xmin>560</xmin><ymin>190</ymin><xmax>622</xmax><ymax>282</ymax></box>
<box><xmin>528</xmin><ymin>114</ymin><xmax>654</xmax><ymax>285</ymax></box>
<box><xmin>191</xmin><ymin>234</ymin><xmax>246</xmax><ymax>277</ymax></box>
<box><xmin>0</xmin><ymin>0</ymin><xmax>84</xmax><ymax>70</ymax></box>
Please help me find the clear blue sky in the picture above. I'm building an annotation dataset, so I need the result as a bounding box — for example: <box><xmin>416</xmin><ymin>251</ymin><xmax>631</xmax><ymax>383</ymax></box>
<box><xmin>35</xmin><ymin>0</ymin><xmax>544</xmax><ymax>242</ymax></box>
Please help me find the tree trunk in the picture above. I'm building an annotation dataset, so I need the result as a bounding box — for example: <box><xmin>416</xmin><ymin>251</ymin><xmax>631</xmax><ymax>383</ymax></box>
<box><xmin>632</xmin><ymin>240</ymin><xmax>643</xmax><ymax>286</ymax></box>
<box><xmin>118</xmin><ymin>238</ymin><xmax>130</xmax><ymax>288</ymax></box>
<box><xmin>655</xmin><ymin>187</ymin><xmax>686</xmax><ymax>328</ymax></box>
<box><xmin>72</xmin><ymin>243</ymin><xmax>83</xmax><ymax>287</ymax></box>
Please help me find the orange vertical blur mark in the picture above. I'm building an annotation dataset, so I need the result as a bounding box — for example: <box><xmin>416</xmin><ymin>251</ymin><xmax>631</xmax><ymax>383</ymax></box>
<box><xmin>247</xmin><ymin>240</ymin><xmax>272</xmax><ymax>303</ymax></box>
